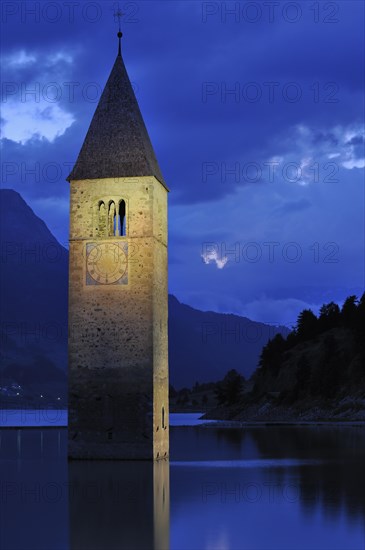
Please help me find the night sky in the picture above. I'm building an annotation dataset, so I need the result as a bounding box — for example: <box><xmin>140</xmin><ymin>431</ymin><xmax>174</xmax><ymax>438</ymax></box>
<box><xmin>1</xmin><ymin>0</ymin><xmax>364</xmax><ymax>326</ymax></box>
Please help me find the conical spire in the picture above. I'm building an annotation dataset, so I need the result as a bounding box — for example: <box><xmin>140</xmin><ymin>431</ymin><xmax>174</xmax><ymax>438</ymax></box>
<box><xmin>67</xmin><ymin>36</ymin><xmax>166</xmax><ymax>188</ymax></box>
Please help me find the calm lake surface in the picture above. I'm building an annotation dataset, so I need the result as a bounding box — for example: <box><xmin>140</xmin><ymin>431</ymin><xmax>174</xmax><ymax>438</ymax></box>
<box><xmin>0</xmin><ymin>414</ymin><xmax>364</xmax><ymax>550</ymax></box>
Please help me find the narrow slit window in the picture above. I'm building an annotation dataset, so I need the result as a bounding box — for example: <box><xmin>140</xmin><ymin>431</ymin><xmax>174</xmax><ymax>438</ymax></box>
<box><xmin>119</xmin><ymin>200</ymin><xmax>126</xmax><ymax>236</ymax></box>
<box><xmin>162</xmin><ymin>406</ymin><xmax>165</xmax><ymax>429</ymax></box>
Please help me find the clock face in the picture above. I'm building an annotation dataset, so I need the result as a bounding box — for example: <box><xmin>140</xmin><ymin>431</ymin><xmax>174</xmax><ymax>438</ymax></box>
<box><xmin>86</xmin><ymin>242</ymin><xmax>128</xmax><ymax>286</ymax></box>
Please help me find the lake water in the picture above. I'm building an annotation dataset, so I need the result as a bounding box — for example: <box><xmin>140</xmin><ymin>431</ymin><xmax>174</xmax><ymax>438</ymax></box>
<box><xmin>0</xmin><ymin>414</ymin><xmax>364</xmax><ymax>549</ymax></box>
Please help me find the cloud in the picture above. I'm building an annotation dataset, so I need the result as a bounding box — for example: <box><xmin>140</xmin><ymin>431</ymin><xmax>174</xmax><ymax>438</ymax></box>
<box><xmin>264</xmin><ymin>123</ymin><xmax>365</xmax><ymax>186</ymax></box>
<box><xmin>274</xmin><ymin>198</ymin><xmax>311</xmax><ymax>215</ymax></box>
<box><xmin>1</xmin><ymin>49</ymin><xmax>76</xmax><ymax>144</ymax></box>
<box><xmin>169</xmin><ymin>156</ymin><xmax>364</xmax><ymax>324</ymax></box>
<box><xmin>201</xmin><ymin>246</ymin><xmax>228</xmax><ymax>269</ymax></box>
<box><xmin>342</xmin><ymin>157</ymin><xmax>365</xmax><ymax>169</ymax></box>
<box><xmin>4</xmin><ymin>50</ymin><xmax>37</xmax><ymax>67</ymax></box>
<box><xmin>46</xmin><ymin>52</ymin><xmax>73</xmax><ymax>65</ymax></box>
<box><xmin>1</xmin><ymin>100</ymin><xmax>75</xmax><ymax>144</ymax></box>
<box><xmin>3</xmin><ymin>50</ymin><xmax>73</xmax><ymax>71</ymax></box>
<box><xmin>346</xmin><ymin>135</ymin><xmax>364</xmax><ymax>146</ymax></box>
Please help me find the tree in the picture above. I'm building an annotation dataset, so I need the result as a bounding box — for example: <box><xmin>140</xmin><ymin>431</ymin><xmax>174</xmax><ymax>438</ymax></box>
<box><xmin>296</xmin><ymin>309</ymin><xmax>318</xmax><ymax>342</ymax></box>
<box><xmin>285</xmin><ymin>329</ymin><xmax>298</xmax><ymax>349</ymax></box>
<box><xmin>177</xmin><ymin>388</ymin><xmax>190</xmax><ymax>405</ymax></box>
<box><xmin>341</xmin><ymin>295</ymin><xmax>358</xmax><ymax>328</ymax></box>
<box><xmin>318</xmin><ymin>302</ymin><xmax>340</xmax><ymax>333</ymax></box>
<box><xmin>355</xmin><ymin>293</ymin><xmax>365</xmax><ymax>349</ymax></box>
<box><xmin>317</xmin><ymin>335</ymin><xmax>342</xmax><ymax>398</ymax></box>
<box><xmin>259</xmin><ymin>333</ymin><xmax>286</xmax><ymax>375</ymax></box>
<box><xmin>215</xmin><ymin>369</ymin><xmax>245</xmax><ymax>405</ymax></box>
<box><xmin>288</xmin><ymin>354</ymin><xmax>312</xmax><ymax>403</ymax></box>
<box><xmin>296</xmin><ymin>354</ymin><xmax>312</xmax><ymax>393</ymax></box>
<box><xmin>357</xmin><ymin>292</ymin><xmax>365</xmax><ymax>321</ymax></box>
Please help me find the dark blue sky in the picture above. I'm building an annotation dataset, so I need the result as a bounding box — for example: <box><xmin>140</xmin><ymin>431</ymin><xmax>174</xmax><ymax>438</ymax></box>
<box><xmin>1</xmin><ymin>0</ymin><xmax>364</xmax><ymax>325</ymax></box>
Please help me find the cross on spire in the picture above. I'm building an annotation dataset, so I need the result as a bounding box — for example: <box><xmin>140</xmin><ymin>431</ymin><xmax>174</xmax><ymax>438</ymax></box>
<box><xmin>113</xmin><ymin>4</ymin><xmax>124</xmax><ymax>56</ymax></box>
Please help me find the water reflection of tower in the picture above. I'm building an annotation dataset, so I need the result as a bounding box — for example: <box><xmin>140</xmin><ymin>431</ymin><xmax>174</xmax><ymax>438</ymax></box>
<box><xmin>68</xmin><ymin>459</ymin><xmax>170</xmax><ymax>550</ymax></box>
<box><xmin>154</xmin><ymin>459</ymin><xmax>170</xmax><ymax>550</ymax></box>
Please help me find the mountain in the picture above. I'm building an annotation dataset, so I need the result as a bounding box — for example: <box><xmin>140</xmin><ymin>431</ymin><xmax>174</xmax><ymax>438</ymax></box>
<box><xmin>168</xmin><ymin>295</ymin><xmax>289</xmax><ymax>388</ymax></box>
<box><xmin>0</xmin><ymin>189</ymin><xmax>289</xmax><ymax>403</ymax></box>
<box><xmin>0</xmin><ymin>190</ymin><xmax>68</xmax><ymax>403</ymax></box>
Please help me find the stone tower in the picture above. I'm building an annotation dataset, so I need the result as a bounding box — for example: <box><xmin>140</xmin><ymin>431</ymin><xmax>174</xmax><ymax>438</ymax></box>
<box><xmin>67</xmin><ymin>32</ymin><xmax>169</xmax><ymax>460</ymax></box>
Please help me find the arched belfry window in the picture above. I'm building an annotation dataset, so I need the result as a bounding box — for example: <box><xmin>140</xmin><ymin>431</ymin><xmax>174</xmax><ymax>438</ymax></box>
<box><xmin>96</xmin><ymin>199</ymin><xmax>126</xmax><ymax>238</ymax></box>
<box><xmin>119</xmin><ymin>200</ymin><xmax>126</xmax><ymax>237</ymax></box>
<box><xmin>108</xmin><ymin>201</ymin><xmax>116</xmax><ymax>237</ymax></box>
<box><xmin>98</xmin><ymin>201</ymin><xmax>106</xmax><ymax>237</ymax></box>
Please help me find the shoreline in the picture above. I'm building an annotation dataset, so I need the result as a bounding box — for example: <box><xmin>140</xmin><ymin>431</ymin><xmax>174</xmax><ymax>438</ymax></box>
<box><xmin>200</xmin><ymin>420</ymin><xmax>365</xmax><ymax>428</ymax></box>
<box><xmin>1</xmin><ymin>420</ymin><xmax>365</xmax><ymax>430</ymax></box>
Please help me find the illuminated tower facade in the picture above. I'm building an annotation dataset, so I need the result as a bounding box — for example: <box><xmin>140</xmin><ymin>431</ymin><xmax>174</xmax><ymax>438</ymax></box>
<box><xmin>67</xmin><ymin>31</ymin><xmax>169</xmax><ymax>460</ymax></box>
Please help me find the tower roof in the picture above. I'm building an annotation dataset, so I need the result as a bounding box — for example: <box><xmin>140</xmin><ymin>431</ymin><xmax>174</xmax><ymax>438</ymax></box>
<box><xmin>67</xmin><ymin>45</ymin><xmax>167</xmax><ymax>189</ymax></box>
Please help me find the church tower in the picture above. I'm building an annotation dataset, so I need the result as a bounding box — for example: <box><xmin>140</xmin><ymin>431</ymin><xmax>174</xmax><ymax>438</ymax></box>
<box><xmin>67</xmin><ymin>30</ymin><xmax>169</xmax><ymax>460</ymax></box>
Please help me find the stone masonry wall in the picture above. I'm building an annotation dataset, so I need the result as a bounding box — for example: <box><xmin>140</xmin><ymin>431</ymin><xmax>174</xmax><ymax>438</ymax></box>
<box><xmin>68</xmin><ymin>176</ymin><xmax>168</xmax><ymax>459</ymax></box>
